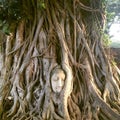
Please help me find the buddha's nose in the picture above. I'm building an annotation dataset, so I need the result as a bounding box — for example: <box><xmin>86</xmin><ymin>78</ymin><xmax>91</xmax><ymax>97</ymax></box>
<box><xmin>58</xmin><ymin>79</ymin><xmax>62</xmax><ymax>85</ymax></box>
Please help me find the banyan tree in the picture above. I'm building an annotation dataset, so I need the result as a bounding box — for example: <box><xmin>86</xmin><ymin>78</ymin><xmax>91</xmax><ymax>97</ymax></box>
<box><xmin>0</xmin><ymin>0</ymin><xmax>120</xmax><ymax>120</ymax></box>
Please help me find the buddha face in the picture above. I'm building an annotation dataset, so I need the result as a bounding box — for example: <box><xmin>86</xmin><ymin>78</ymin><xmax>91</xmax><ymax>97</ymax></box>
<box><xmin>51</xmin><ymin>69</ymin><xmax>65</xmax><ymax>93</ymax></box>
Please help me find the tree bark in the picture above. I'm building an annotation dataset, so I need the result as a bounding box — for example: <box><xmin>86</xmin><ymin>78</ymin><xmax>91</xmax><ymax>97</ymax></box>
<box><xmin>0</xmin><ymin>0</ymin><xmax>120</xmax><ymax>120</ymax></box>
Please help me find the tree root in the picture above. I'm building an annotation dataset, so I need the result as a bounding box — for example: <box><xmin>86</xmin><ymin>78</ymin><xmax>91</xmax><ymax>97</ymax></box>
<box><xmin>1</xmin><ymin>1</ymin><xmax>120</xmax><ymax>120</ymax></box>
<box><xmin>84</xmin><ymin>59</ymin><xmax>120</xmax><ymax>120</ymax></box>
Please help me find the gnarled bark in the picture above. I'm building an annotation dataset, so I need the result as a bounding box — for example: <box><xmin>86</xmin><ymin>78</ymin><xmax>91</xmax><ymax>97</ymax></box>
<box><xmin>0</xmin><ymin>0</ymin><xmax>120</xmax><ymax>120</ymax></box>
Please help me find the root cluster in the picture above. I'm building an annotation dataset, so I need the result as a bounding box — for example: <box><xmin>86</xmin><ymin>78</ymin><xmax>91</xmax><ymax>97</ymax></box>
<box><xmin>0</xmin><ymin>0</ymin><xmax>120</xmax><ymax>120</ymax></box>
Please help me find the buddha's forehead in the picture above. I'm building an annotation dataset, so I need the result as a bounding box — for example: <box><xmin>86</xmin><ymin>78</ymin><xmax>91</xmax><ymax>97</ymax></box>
<box><xmin>53</xmin><ymin>69</ymin><xmax>65</xmax><ymax>75</ymax></box>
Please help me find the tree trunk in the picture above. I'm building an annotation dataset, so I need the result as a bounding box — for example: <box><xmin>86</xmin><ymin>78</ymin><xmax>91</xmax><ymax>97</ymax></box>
<box><xmin>0</xmin><ymin>0</ymin><xmax>120</xmax><ymax>120</ymax></box>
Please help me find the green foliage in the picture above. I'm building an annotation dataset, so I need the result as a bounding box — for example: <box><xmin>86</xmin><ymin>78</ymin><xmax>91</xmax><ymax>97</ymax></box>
<box><xmin>0</xmin><ymin>0</ymin><xmax>23</xmax><ymax>34</ymax></box>
<box><xmin>38</xmin><ymin>0</ymin><xmax>45</xmax><ymax>9</ymax></box>
<box><xmin>1</xmin><ymin>23</ymin><xmax>10</xmax><ymax>35</ymax></box>
<box><xmin>0</xmin><ymin>0</ymin><xmax>39</xmax><ymax>34</ymax></box>
<box><xmin>107</xmin><ymin>0</ymin><xmax>120</xmax><ymax>17</ymax></box>
<box><xmin>0</xmin><ymin>0</ymin><xmax>46</xmax><ymax>35</ymax></box>
<box><xmin>105</xmin><ymin>0</ymin><xmax>120</xmax><ymax>30</ymax></box>
<box><xmin>103</xmin><ymin>34</ymin><xmax>112</xmax><ymax>46</ymax></box>
<box><xmin>102</xmin><ymin>0</ymin><xmax>120</xmax><ymax>47</ymax></box>
<box><xmin>106</xmin><ymin>12</ymin><xmax>115</xmax><ymax>24</ymax></box>
<box><xmin>102</xmin><ymin>31</ymin><xmax>112</xmax><ymax>47</ymax></box>
<box><xmin>0</xmin><ymin>0</ymin><xmax>23</xmax><ymax>21</ymax></box>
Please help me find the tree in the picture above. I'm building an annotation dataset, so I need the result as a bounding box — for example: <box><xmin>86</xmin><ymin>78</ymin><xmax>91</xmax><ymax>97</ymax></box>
<box><xmin>105</xmin><ymin>0</ymin><xmax>120</xmax><ymax>33</ymax></box>
<box><xmin>0</xmin><ymin>0</ymin><xmax>120</xmax><ymax>120</ymax></box>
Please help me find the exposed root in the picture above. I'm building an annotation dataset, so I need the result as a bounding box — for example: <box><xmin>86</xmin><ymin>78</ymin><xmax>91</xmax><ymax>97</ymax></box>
<box><xmin>0</xmin><ymin>1</ymin><xmax>120</xmax><ymax>120</ymax></box>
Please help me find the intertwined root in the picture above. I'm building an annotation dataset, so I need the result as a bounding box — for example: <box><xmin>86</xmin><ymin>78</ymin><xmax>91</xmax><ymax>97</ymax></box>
<box><xmin>0</xmin><ymin>0</ymin><xmax>120</xmax><ymax>120</ymax></box>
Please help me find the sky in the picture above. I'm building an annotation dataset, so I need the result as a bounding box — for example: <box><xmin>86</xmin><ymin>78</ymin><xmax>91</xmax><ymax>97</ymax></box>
<box><xmin>109</xmin><ymin>23</ymin><xmax>120</xmax><ymax>42</ymax></box>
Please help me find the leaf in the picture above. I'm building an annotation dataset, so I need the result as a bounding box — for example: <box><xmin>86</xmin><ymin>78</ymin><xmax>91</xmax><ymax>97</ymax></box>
<box><xmin>2</xmin><ymin>23</ymin><xmax>10</xmax><ymax>35</ymax></box>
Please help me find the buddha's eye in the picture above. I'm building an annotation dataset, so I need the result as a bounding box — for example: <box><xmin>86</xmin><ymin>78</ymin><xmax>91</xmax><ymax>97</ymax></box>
<box><xmin>53</xmin><ymin>78</ymin><xmax>58</xmax><ymax>81</ymax></box>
